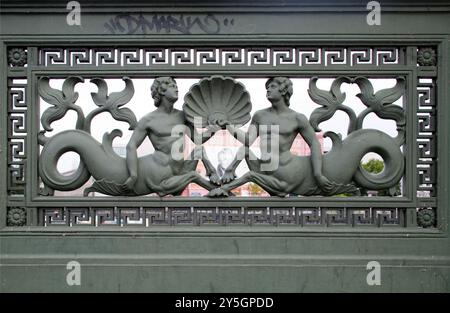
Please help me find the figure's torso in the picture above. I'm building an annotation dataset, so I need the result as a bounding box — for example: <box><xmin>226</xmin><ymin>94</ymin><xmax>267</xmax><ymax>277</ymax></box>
<box><xmin>256</xmin><ymin>108</ymin><xmax>301</xmax><ymax>163</ymax></box>
<box><xmin>145</xmin><ymin>109</ymin><xmax>186</xmax><ymax>155</ymax></box>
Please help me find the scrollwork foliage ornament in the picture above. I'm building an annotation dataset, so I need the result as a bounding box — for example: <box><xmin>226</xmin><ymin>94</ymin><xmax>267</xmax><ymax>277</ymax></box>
<box><xmin>354</xmin><ymin>77</ymin><xmax>406</xmax><ymax>145</ymax></box>
<box><xmin>308</xmin><ymin>76</ymin><xmax>356</xmax><ymax>134</ymax></box>
<box><xmin>38</xmin><ymin>76</ymin><xmax>85</xmax><ymax>133</ymax></box>
<box><xmin>85</xmin><ymin>77</ymin><xmax>137</xmax><ymax>132</ymax></box>
<box><xmin>7</xmin><ymin>207</ymin><xmax>27</xmax><ymax>226</ymax></box>
<box><xmin>308</xmin><ymin>76</ymin><xmax>406</xmax><ymax>145</ymax></box>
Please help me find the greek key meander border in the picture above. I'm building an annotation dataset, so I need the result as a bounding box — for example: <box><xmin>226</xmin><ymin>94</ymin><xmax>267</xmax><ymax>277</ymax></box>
<box><xmin>0</xmin><ymin>43</ymin><xmax>437</xmax><ymax>231</ymax></box>
<box><xmin>37</xmin><ymin>47</ymin><xmax>404</xmax><ymax>68</ymax></box>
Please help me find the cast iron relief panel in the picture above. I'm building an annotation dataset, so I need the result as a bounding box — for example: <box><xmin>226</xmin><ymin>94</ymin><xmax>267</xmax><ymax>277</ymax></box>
<box><xmin>3</xmin><ymin>46</ymin><xmax>437</xmax><ymax>229</ymax></box>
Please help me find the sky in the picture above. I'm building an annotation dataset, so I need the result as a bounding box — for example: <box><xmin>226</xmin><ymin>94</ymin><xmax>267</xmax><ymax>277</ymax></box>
<box><xmin>40</xmin><ymin>77</ymin><xmax>402</xmax><ymax>173</ymax></box>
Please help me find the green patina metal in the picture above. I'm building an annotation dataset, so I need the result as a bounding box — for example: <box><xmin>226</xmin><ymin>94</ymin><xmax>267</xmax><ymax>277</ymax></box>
<box><xmin>0</xmin><ymin>0</ymin><xmax>449</xmax><ymax>292</ymax></box>
<box><xmin>37</xmin><ymin>74</ymin><xmax>404</xmax><ymax>198</ymax></box>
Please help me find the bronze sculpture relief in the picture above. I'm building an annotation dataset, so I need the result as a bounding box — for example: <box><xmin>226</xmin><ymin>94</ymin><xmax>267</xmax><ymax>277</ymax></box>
<box><xmin>37</xmin><ymin>75</ymin><xmax>405</xmax><ymax>197</ymax></box>
<box><xmin>207</xmin><ymin>77</ymin><xmax>404</xmax><ymax>197</ymax></box>
<box><xmin>39</xmin><ymin>76</ymin><xmax>223</xmax><ymax>196</ymax></box>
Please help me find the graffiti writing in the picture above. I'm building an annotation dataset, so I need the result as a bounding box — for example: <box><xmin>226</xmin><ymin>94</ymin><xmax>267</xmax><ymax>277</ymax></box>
<box><xmin>104</xmin><ymin>13</ymin><xmax>233</xmax><ymax>35</ymax></box>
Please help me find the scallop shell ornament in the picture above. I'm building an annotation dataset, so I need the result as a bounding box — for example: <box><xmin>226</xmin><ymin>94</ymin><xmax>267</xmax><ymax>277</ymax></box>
<box><xmin>183</xmin><ymin>76</ymin><xmax>252</xmax><ymax>127</ymax></box>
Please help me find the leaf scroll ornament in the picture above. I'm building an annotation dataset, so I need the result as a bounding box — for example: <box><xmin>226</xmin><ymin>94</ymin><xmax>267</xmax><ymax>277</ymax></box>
<box><xmin>39</xmin><ymin>76</ymin><xmax>85</xmax><ymax>131</ymax></box>
<box><xmin>308</xmin><ymin>76</ymin><xmax>357</xmax><ymax>134</ymax></box>
<box><xmin>354</xmin><ymin>77</ymin><xmax>406</xmax><ymax>145</ymax></box>
<box><xmin>84</xmin><ymin>77</ymin><xmax>137</xmax><ymax>133</ymax></box>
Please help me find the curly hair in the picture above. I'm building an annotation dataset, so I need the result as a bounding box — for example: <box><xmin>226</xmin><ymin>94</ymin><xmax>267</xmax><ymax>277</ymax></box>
<box><xmin>265</xmin><ymin>77</ymin><xmax>293</xmax><ymax>106</ymax></box>
<box><xmin>151</xmin><ymin>77</ymin><xmax>176</xmax><ymax>107</ymax></box>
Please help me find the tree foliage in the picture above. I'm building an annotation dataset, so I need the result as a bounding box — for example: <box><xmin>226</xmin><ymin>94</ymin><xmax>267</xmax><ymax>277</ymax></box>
<box><xmin>362</xmin><ymin>159</ymin><xmax>384</xmax><ymax>174</ymax></box>
<box><xmin>361</xmin><ymin>158</ymin><xmax>400</xmax><ymax>196</ymax></box>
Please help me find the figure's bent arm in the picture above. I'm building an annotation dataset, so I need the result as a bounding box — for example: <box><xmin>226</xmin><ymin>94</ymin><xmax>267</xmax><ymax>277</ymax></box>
<box><xmin>126</xmin><ymin>118</ymin><xmax>148</xmax><ymax>181</ymax></box>
<box><xmin>221</xmin><ymin>117</ymin><xmax>260</xmax><ymax>182</ymax></box>
<box><xmin>297</xmin><ymin>113</ymin><xmax>354</xmax><ymax>195</ymax></box>
<box><xmin>298</xmin><ymin>114</ymin><xmax>324</xmax><ymax>180</ymax></box>
<box><xmin>227</xmin><ymin>115</ymin><xmax>259</xmax><ymax>146</ymax></box>
<box><xmin>187</xmin><ymin>122</ymin><xmax>216</xmax><ymax>145</ymax></box>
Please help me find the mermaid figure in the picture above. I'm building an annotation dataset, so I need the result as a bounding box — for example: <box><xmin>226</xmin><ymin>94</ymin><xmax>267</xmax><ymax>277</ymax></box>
<box><xmin>208</xmin><ymin>77</ymin><xmax>403</xmax><ymax>197</ymax></box>
<box><xmin>39</xmin><ymin>77</ymin><xmax>221</xmax><ymax>196</ymax></box>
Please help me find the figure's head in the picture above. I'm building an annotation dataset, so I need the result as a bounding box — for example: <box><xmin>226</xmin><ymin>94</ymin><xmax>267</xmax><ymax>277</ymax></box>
<box><xmin>265</xmin><ymin>77</ymin><xmax>293</xmax><ymax>106</ymax></box>
<box><xmin>151</xmin><ymin>77</ymin><xmax>178</xmax><ymax>107</ymax></box>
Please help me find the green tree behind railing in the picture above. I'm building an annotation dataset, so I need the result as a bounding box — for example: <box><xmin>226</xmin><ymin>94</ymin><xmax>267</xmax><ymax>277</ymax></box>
<box><xmin>361</xmin><ymin>159</ymin><xmax>401</xmax><ymax>196</ymax></box>
<box><xmin>334</xmin><ymin>159</ymin><xmax>401</xmax><ymax>197</ymax></box>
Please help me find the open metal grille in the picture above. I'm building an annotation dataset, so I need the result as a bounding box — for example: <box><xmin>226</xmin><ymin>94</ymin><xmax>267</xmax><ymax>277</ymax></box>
<box><xmin>3</xmin><ymin>44</ymin><xmax>439</xmax><ymax>230</ymax></box>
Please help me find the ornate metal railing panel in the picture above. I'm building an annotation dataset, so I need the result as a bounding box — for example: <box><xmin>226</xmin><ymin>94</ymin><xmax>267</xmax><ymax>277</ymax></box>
<box><xmin>2</xmin><ymin>44</ymin><xmax>440</xmax><ymax>231</ymax></box>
